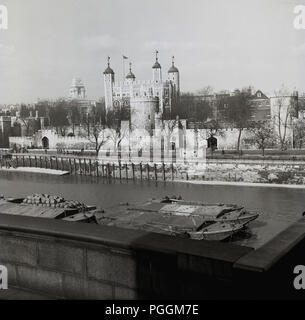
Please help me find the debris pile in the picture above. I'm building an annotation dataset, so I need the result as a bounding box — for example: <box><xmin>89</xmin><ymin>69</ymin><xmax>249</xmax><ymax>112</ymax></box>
<box><xmin>22</xmin><ymin>194</ymin><xmax>87</xmax><ymax>209</ymax></box>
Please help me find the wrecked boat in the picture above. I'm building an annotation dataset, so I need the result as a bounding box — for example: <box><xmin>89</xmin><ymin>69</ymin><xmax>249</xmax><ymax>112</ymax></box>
<box><xmin>0</xmin><ymin>194</ymin><xmax>97</xmax><ymax>223</ymax></box>
<box><xmin>95</xmin><ymin>196</ymin><xmax>260</xmax><ymax>241</ymax></box>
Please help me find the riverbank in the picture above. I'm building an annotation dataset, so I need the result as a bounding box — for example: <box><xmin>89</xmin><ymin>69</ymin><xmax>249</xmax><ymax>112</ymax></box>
<box><xmin>0</xmin><ymin>167</ymin><xmax>69</xmax><ymax>176</ymax></box>
<box><xmin>177</xmin><ymin>179</ymin><xmax>305</xmax><ymax>189</ymax></box>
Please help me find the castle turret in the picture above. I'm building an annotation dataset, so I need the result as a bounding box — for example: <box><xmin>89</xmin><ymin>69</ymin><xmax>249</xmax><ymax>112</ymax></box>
<box><xmin>126</xmin><ymin>62</ymin><xmax>136</xmax><ymax>84</ymax></box>
<box><xmin>103</xmin><ymin>56</ymin><xmax>115</xmax><ymax>111</ymax></box>
<box><xmin>152</xmin><ymin>50</ymin><xmax>162</xmax><ymax>83</ymax></box>
<box><xmin>168</xmin><ymin>56</ymin><xmax>180</xmax><ymax>97</ymax></box>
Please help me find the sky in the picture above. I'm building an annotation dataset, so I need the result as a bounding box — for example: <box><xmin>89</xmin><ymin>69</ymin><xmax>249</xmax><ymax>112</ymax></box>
<box><xmin>0</xmin><ymin>0</ymin><xmax>304</xmax><ymax>103</ymax></box>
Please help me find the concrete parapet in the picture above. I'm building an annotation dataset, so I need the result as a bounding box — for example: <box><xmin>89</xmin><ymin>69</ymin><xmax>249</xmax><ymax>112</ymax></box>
<box><xmin>0</xmin><ymin>213</ymin><xmax>304</xmax><ymax>299</ymax></box>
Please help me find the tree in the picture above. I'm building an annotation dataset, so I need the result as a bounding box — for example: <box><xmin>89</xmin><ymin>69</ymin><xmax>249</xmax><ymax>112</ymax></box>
<box><xmin>272</xmin><ymin>88</ymin><xmax>296</xmax><ymax>150</ymax></box>
<box><xmin>249</xmin><ymin>121</ymin><xmax>276</xmax><ymax>155</ymax></box>
<box><xmin>67</xmin><ymin>100</ymin><xmax>81</xmax><ymax>135</ymax></box>
<box><xmin>222</xmin><ymin>89</ymin><xmax>252</xmax><ymax>151</ymax></box>
<box><xmin>80</xmin><ymin>106</ymin><xmax>109</xmax><ymax>156</ymax></box>
<box><xmin>293</xmin><ymin>119</ymin><xmax>305</xmax><ymax>149</ymax></box>
<box><xmin>49</xmin><ymin>99</ymin><xmax>70</xmax><ymax>136</ymax></box>
<box><xmin>106</xmin><ymin>108</ymin><xmax>130</xmax><ymax>161</ymax></box>
<box><xmin>19</xmin><ymin>104</ymin><xmax>33</xmax><ymax>136</ymax></box>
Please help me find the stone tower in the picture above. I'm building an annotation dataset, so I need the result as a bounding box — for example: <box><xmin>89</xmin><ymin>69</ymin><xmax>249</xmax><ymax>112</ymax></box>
<box><xmin>152</xmin><ymin>50</ymin><xmax>162</xmax><ymax>83</ymax></box>
<box><xmin>125</xmin><ymin>62</ymin><xmax>136</xmax><ymax>85</ymax></box>
<box><xmin>103</xmin><ymin>56</ymin><xmax>115</xmax><ymax>111</ymax></box>
<box><xmin>168</xmin><ymin>56</ymin><xmax>180</xmax><ymax>98</ymax></box>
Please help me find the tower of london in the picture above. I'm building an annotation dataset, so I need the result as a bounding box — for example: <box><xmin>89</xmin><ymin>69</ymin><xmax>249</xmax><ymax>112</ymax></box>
<box><xmin>103</xmin><ymin>51</ymin><xmax>180</xmax><ymax>130</ymax></box>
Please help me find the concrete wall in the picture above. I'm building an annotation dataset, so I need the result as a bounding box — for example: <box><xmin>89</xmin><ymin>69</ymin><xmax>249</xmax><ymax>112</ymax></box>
<box><xmin>0</xmin><ymin>213</ymin><xmax>252</xmax><ymax>299</ymax></box>
<box><xmin>1</xmin><ymin>213</ymin><xmax>305</xmax><ymax>299</ymax></box>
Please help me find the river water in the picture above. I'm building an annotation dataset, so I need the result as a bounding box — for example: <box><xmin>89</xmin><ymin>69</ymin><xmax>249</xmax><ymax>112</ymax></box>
<box><xmin>0</xmin><ymin>171</ymin><xmax>304</xmax><ymax>248</ymax></box>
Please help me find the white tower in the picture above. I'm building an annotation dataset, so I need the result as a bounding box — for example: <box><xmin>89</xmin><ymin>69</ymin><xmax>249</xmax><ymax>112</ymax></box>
<box><xmin>103</xmin><ymin>56</ymin><xmax>115</xmax><ymax>111</ymax></box>
<box><xmin>168</xmin><ymin>56</ymin><xmax>180</xmax><ymax>97</ymax></box>
<box><xmin>152</xmin><ymin>50</ymin><xmax>162</xmax><ymax>83</ymax></box>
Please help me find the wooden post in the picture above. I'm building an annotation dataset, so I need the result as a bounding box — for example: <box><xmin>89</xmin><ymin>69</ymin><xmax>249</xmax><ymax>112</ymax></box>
<box><xmin>69</xmin><ymin>158</ymin><xmax>72</xmax><ymax>173</ymax></box>
<box><xmin>45</xmin><ymin>157</ymin><xmax>47</xmax><ymax>169</ymax></box>
<box><xmin>102</xmin><ymin>163</ymin><xmax>105</xmax><ymax>177</ymax></box>
<box><xmin>29</xmin><ymin>156</ymin><xmax>32</xmax><ymax>167</ymax></box>
<box><xmin>112</xmin><ymin>163</ymin><xmax>115</xmax><ymax>179</ymax></box>
<box><xmin>107</xmin><ymin>163</ymin><xmax>110</xmax><ymax>178</ymax></box>
<box><xmin>163</xmin><ymin>163</ymin><xmax>166</xmax><ymax>181</ymax></box>
<box><xmin>125</xmin><ymin>163</ymin><xmax>128</xmax><ymax>179</ymax></box>
<box><xmin>119</xmin><ymin>161</ymin><xmax>122</xmax><ymax>180</ymax></box>
<box><xmin>35</xmin><ymin>156</ymin><xmax>37</xmax><ymax>167</ymax></box>
<box><xmin>96</xmin><ymin>161</ymin><xmax>99</xmax><ymax>177</ymax></box>
<box><xmin>39</xmin><ymin>156</ymin><xmax>42</xmax><ymax>168</ymax></box>
<box><xmin>147</xmin><ymin>163</ymin><xmax>150</xmax><ymax>180</ymax></box>
<box><xmin>89</xmin><ymin>159</ymin><xmax>92</xmax><ymax>176</ymax></box>
<box><xmin>16</xmin><ymin>156</ymin><xmax>19</xmax><ymax>167</ymax></box>
<box><xmin>50</xmin><ymin>157</ymin><xmax>53</xmax><ymax>169</ymax></box>
<box><xmin>140</xmin><ymin>163</ymin><xmax>143</xmax><ymax>180</ymax></box>
<box><xmin>83</xmin><ymin>159</ymin><xmax>87</xmax><ymax>176</ymax></box>
<box><xmin>74</xmin><ymin>158</ymin><xmax>77</xmax><ymax>175</ymax></box>
<box><xmin>132</xmin><ymin>163</ymin><xmax>135</xmax><ymax>180</ymax></box>
<box><xmin>56</xmin><ymin>157</ymin><xmax>59</xmax><ymax>170</ymax></box>
<box><xmin>79</xmin><ymin>158</ymin><xmax>82</xmax><ymax>175</ymax></box>
<box><xmin>171</xmin><ymin>163</ymin><xmax>174</xmax><ymax>180</ymax></box>
<box><xmin>154</xmin><ymin>163</ymin><xmax>157</xmax><ymax>181</ymax></box>
<box><xmin>22</xmin><ymin>155</ymin><xmax>25</xmax><ymax>167</ymax></box>
<box><xmin>61</xmin><ymin>157</ymin><xmax>64</xmax><ymax>171</ymax></box>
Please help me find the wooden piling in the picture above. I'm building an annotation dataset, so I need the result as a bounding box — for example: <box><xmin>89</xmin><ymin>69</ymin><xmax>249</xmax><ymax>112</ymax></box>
<box><xmin>69</xmin><ymin>158</ymin><xmax>72</xmax><ymax>173</ymax></box>
<box><xmin>29</xmin><ymin>156</ymin><xmax>32</xmax><ymax>167</ymax></box>
<box><xmin>125</xmin><ymin>163</ymin><xmax>128</xmax><ymax>179</ymax></box>
<box><xmin>78</xmin><ymin>158</ymin><xmax>82</xmax><ymax>175</ymax></box>
<box><xmin>119</xmin><ymin>161</ymin><xmax>122</xmax><ymax>180</ymax></box>
<box><xmin>171</xmin><ymin>163</ymin><xmax>174</xmax><ymax>180</ymax></box>
<box><xmin>96</xmin><ymin>161</ymin><xmax>99</xmax><ymax>177</ymax></box>
<box><xmin>112</xmin><ymin>163</ymin><xmax>115</xmax><ymax>179</ymax></box>
<box><xmin>89</xmin><ymin>159</ymin><xmax>92</xmax><ymax>176</ymax></box>
<box><xmin>74</xmin><ymin>158</ymin><xmax>77</xmax><ymax>175</ymax></box>
<box><xmin>132</xmin><ymin>163</ymin><xmax>135</xmax><ymax>180</ymax></box>
<box><xmin>140</xmin><ymin>163</ymin><xmax>143</xmax><ymax>180</ymax></box>
<box><xmin>163</xmin><ymin>163</ymin><xmax>166</xmax><ymax>181</ymax></box>
<box><xmin>147</xmin><ymin>163</ymin><xmax>150</xmax><ymax>180</ymax></box>
<box><xmin>154</xmin><ymin>163</ymin><xmax>157</xmax><ymax>181</ymax></box>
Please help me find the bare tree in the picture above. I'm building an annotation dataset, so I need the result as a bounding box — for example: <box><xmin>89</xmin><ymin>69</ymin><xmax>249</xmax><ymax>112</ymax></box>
<box><xmin>222</xmin><ymin>89</ymin><xmax>252</xmax><ymax>151</ymax></box>
<box><xmin>80</xmin><ymin>106</ymin><xmax>109</xmax><ymax>156</ymax></box>
<box><xmin>272</xmin><ymin>88</ymin><xmax>295</xmax><ymax>150</ymax></box>
<box><xmin>106</xmin><ymin>108</ymin><xmax>130</xmax><ymax>161</ymax></box>
<box><xmin>249</xmin><ymin>121</ymin><xmax>276</xmax><ymax>155</ymax></box>
<box><xmin>293</xmin><ymin>118</ymin><xmax>305</xmax><ymax>149</ymax></box>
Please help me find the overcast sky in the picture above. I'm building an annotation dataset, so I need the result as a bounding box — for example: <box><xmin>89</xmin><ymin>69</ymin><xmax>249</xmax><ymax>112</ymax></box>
<box><xmin>0</xmin><ymin>0</ymin><xmax>304</xmax><ymax>103</ymax></box>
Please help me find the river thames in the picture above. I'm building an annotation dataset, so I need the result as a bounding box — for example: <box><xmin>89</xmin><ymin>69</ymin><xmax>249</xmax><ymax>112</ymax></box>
<box><xmin>0</xmin><ymin>171</ymin><xmax>304</xmax><ymax>248</ymax></box>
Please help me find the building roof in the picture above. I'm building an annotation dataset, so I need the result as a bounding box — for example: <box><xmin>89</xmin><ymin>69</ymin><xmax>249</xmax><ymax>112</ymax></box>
<box><xmin>152</xmin><ymin>61</ymin><xmax>161</xmax><ymax>69</ymax></box>
<box><xmin>168</xmin><ymin>65</ymin><xmax>179</xmax><ymax>73</ymax></box>
<box><xmin>103</xmin><ymin>66</ymin><xmax>114</xmax><ymax>75</ymax></box>
<box><xmin>126</xmin><ymin>72</ymin><xmax>136</xmax><ymax>79</ymax></box>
